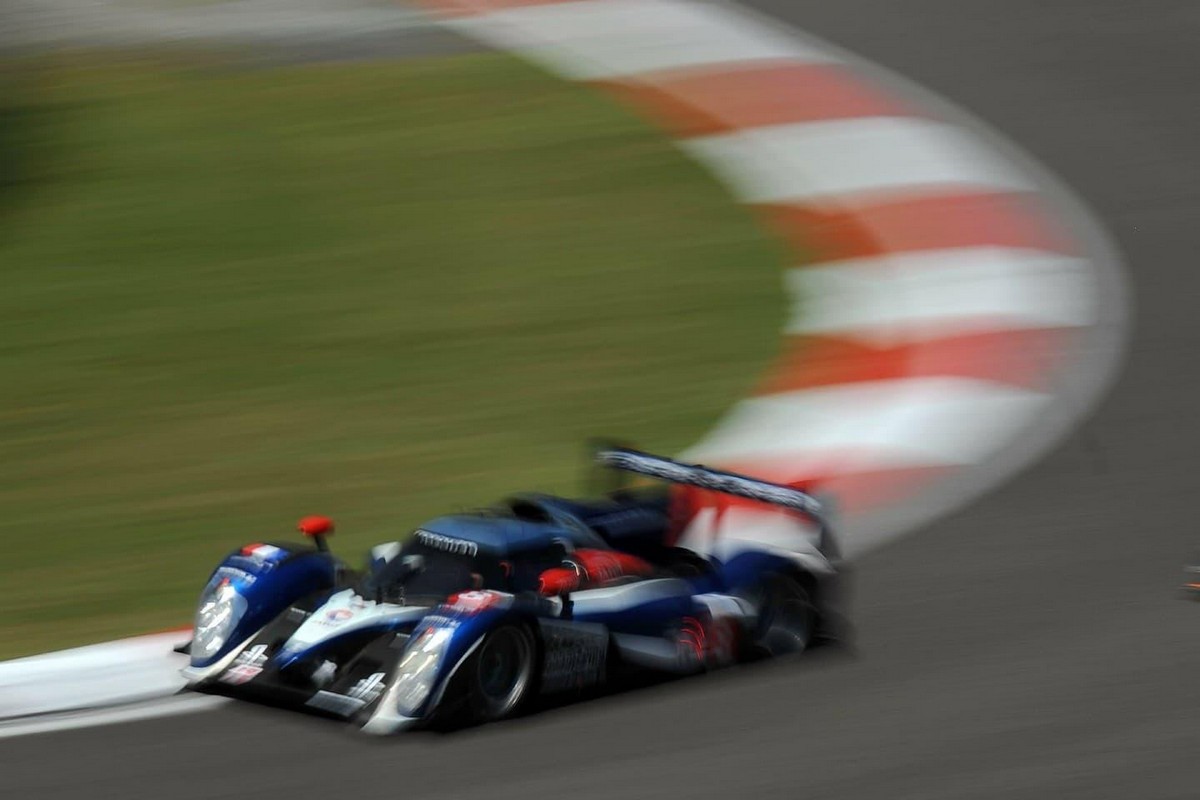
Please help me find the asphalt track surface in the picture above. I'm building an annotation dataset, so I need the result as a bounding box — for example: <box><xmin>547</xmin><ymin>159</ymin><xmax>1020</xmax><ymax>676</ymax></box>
<box><xmin>4</xmin><ymin>3</ymin><xmax>1198</xmax><ymax>798</ymax></box>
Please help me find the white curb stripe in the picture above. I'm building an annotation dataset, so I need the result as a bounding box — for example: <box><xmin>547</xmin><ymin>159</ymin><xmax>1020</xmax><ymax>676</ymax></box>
<box><xmin>448</xmin><ymin>0</ymin><xmax>834</xmax><ymax>79</ymax></box>
<box><xmin>785</xmin><ymin>247</ymin><xmax>1096</xmax><ymax>340</ymax></box>
<box><xmin>681</xmin><ymin>117</ymin><xmax>1033</xmax><ymax>203</ymax></box>
<box><xmin>685</xmin><ymin>377</ymin><xmax>1049</xmax><ymax>467</ymax></box>
<box><xmin>0</xmin><ymin>631</ymin><xmax>191</xmax><ymax>718</ymax></box>
<box><xmin>0</xmin><ymin>695</ymin><xmax>227</xmax><ymax>740</ymax></box>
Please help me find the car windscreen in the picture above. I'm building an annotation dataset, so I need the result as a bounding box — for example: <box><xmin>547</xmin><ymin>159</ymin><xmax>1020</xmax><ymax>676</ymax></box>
<box><xmin>363</xmin><ymin>541</ymin><xmax>506</xmax><ymax>604</ymax></box>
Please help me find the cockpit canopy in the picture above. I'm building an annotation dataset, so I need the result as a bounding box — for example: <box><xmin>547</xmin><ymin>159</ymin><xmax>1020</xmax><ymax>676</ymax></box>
<box><xmin>361</xmin><ymin>517</ymin><xmax>585</xmax><ymax>604</ymax></box>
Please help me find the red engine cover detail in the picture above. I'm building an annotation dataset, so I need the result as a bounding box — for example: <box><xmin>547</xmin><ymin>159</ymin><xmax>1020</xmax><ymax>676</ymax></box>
<box><xmin>538</xmin><ymin>567</ymin><xmax>581</xmax><ymax>597</ymax></box>
<box><xmin>572</xmin><ymin>549</ymin><xmax>654</xmax><ymax>585</ymax></box>
<box><xmin>297</xmin><ymin>515</ymin><xmax>335</xmax><ymax>537</ymax></box>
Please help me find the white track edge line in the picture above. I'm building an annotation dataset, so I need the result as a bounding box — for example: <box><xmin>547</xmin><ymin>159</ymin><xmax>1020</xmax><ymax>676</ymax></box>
<box><xmin>0</xmin><ymin>695</ymin><xmax>228</xmax><ymax>740</ymax></box>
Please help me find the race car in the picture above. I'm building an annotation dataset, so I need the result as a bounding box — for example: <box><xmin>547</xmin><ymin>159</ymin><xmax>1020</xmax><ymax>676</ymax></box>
<box><xmin>179</xmin><ymin>446</ymin><xmax>845</xmax><ymax>732</ymax></box>
<box><xmin>1184</xmin><ymin>557</ymin><xmax>1200</xmax><ymax>594</ymax></box>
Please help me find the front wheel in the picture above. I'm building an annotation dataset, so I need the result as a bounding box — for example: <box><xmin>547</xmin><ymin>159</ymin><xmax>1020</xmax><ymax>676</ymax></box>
<box><xmin>467</xmin><ymin>624</ymin><xmax>537</xmax><ymax>723</ymax></box>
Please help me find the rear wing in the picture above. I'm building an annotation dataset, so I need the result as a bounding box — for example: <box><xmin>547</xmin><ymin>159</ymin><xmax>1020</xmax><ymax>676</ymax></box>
<box><xmin>593</xmin><ymin>446</ymin><xmax>824</xmax><ymax>521</ymax></box>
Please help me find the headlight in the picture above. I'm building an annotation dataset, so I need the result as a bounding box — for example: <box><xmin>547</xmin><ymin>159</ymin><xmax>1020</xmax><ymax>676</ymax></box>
<box><xmin>392</xmin><ymin>626</ymin><xmax>453</xmax><ymax>716</ymax></box>
<box><xmin>192</xmin><ymin>581</ymin><xmax>248</xmax><ymax>660</ymax></box>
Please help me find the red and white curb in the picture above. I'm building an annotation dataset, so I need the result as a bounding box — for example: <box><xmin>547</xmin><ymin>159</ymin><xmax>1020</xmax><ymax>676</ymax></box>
<box><xmin>0</xmin><ymin>0</ymin><xmax>1128</xmax><ymax>734</ymax></box>
<box><xmin>421</xmin><ymin>0</ymin><xmax>1127</xmax><ymax>554</ymax></box>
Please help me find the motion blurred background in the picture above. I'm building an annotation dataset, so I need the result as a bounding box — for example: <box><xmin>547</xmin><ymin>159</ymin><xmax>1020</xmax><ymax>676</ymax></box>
<box><xmin>5</xmin><ymin>1</ymin><xmax>1200</xmax><ymax>798</ymax></box>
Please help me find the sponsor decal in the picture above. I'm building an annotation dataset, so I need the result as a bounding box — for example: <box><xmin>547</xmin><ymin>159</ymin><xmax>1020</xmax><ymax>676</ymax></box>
<box><xmin>538</xmin><ymin>620</ymin><xmax>607</xmax><ymax>693</ymax></box>
<box><xmin>322</xmin><ymin>608</ymin><xmax>355</xmax><ymax>625</ymax></box>
<box><xmin>219</xmin><ymin>644</ymin><xmax>268</xmax><ymax>685</ymax></box>
<box><xmin>234</xmin><ymin>644</ymin><xmax>268</xmax><ymax>665</ymax></box>
<box><xmin>219</xmin><ymin>664</ymin><xmax>263</xmax><ymax>685</ymax></box>
<box><xmin>443</xmin><ymin>590</ymin><xmax>504</xmax><ymax>615</ymax></box>
<box><xmin>415</xmin><ymin>529</ymin><xmax>479</xmax><ymax>557</ymax></box>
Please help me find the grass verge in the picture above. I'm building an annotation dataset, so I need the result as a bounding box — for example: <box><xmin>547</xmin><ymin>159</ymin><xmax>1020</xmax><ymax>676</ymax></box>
<box><xmin>0</xmin><ymin>50</ymin><xmax>787</xmax><ymax>658</ymax></box>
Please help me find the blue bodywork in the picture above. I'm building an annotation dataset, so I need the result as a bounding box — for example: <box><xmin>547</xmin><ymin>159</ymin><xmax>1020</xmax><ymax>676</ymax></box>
<box><xmin>189</xmin><ymin>544</ymin><xmax>338</xmax><ymax>669</ymax></box>
<box><xmin>419</xmin><ymin>514</ymin><xmax>584</xmax><ymax>554</ymax></box>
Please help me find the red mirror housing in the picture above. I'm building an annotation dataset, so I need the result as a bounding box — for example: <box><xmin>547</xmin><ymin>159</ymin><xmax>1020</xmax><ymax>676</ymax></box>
<box><xmin>298</xmin><ymin>515</ymin><xmax>334</xmax><ymax>552</ymax></box>
<box><xmin>298</xmin><ymin>515</ymin><xmax>334</xmax><ymax>537</ymax></box>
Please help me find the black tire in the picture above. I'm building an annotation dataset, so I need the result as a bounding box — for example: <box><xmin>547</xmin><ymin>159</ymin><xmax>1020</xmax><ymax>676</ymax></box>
<box><xmin>740</xmin><ymin>572</ymin><xmax>817</xmax><ymax>657</ymax></box>
<box><xmin>467</xmin><ymin>624</ymin><xmax>537</xmax><ymax>723</ymax></box>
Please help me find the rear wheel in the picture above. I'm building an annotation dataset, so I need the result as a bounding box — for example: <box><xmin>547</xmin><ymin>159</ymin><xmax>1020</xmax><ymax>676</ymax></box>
<box><xmin>741</xmin><ymin>573</ymin><xmax>817</xmax><ymax>657</ymax></box>
<box><xmin>467</xmin><ymin>624</ymin><xmax>537</xmax><ymax>723</ymax></box>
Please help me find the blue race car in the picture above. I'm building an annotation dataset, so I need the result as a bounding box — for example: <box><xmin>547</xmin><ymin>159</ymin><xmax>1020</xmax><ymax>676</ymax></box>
<box><xmin>179</xmin><ymin>446</ymin><xmax>846</xmax><ymax>732</ymax></box>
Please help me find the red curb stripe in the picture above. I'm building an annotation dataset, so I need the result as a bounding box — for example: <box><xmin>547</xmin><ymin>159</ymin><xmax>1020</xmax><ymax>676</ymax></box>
<box><xmin>413</xmin><ymin>0</ymin><xmax>577</xmax><ymax>16</ymax></box>
<box><xmin>757</xmin><ymin>328</ymin><xmax>1071</xmax><ymax>394</ymax></box>
<box><xmin>599</xmin><ymin>62</ymin><xmax>910</xmax><ymax>137</ymax></box>
<box><xmin>757</xmin><ymin>191</ymin><xmax>1078</xmax><ymax>263</ymax></box>
<box><xmin>404</xmin><ymin>0</ymin><xmax>1106</xmax><ymax>530</ymax></box>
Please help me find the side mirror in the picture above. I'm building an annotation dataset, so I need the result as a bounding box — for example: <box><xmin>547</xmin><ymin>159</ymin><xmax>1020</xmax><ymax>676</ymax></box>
<box><xmin>298</xmin><ymin>515</ymin><xmax>335</xmax><ymax>552</ymax></box>
<box><xmin>538</xmin><ymin>566</ymin><xmax>580</xmax><ymax>597</ymax></box>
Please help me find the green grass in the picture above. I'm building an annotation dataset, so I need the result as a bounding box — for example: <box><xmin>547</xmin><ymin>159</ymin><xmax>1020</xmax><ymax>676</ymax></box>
<box><xmin>0</xmin><ymin>51</ymin><xmax>787</xmax><ymax>658</ymax></box>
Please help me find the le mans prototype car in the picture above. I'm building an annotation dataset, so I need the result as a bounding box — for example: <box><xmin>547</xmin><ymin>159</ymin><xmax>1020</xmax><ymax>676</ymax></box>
<box><xmin>179</xmin><ymin>446</ymin><xmax>845</xmax><ymax>732</ymax></box>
